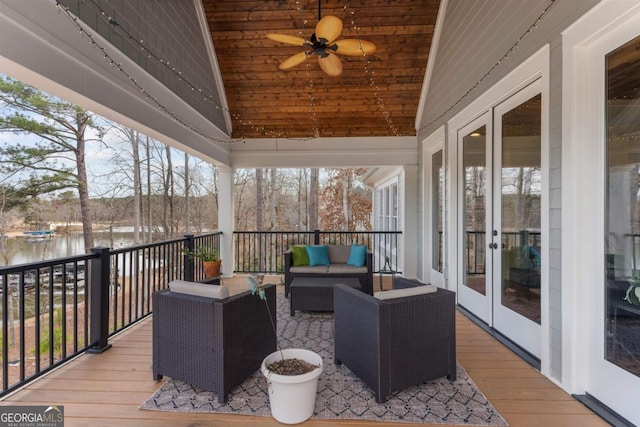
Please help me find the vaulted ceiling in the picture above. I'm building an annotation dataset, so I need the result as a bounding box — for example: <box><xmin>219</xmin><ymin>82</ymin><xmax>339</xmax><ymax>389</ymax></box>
<box><xmin>202</xmin><ymin>0</ymin><xmax>440</xmax><ymax>139</ymax></box>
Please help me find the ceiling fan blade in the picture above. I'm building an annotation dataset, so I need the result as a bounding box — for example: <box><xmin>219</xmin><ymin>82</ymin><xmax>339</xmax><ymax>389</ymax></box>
<box><xmin>318</xmin><ymin>52</ymin><xmax>342</xmax><ymax>76</ymax></box>
<box><xmin>279</xmin><ymin>51</ymin><xmax>309</xmax><ymax>70</ymax></box>
<box><xmin>266</xmin><ymin>33</ymin><xmax>307</xmax><ymax>47</ymax></box>
<box><xmin>332</xmin><ymin>39</ymin><xmax>377</xmax><ymax>56</ymax></box>
<box><xmin>315</xmin><ymin>15</ymin><xmax>343</xmax><ymax>44</ymax></box>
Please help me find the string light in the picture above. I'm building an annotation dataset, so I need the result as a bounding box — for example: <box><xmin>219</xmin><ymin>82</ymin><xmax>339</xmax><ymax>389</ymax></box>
<box><xmin>295</xmin><ymin>0</ymin><xmax>320</xmax><ymax>138</ymax></box>
<box><xmin>55</xmin><ymin>0</ymin><xmax>423</xmax><ymax>141</ymax></box>
<box><xmin>54</xmin><ymin>1</ymin><xmax>240</xmax><ymax>145</ymax></box>
<box><xmin>56</xmin><ymin>0</ymin><xmax>318</xmax><ymax>142</ymax></box>
<box><xmin>343</xmin><ymin>1</ymin><xmax>401</xmax><ymax>136</ymax></box>
<box><xmin>417</xmin><ymin>0</ymin><xmax>557</xmax><ymax>135</ymax></box>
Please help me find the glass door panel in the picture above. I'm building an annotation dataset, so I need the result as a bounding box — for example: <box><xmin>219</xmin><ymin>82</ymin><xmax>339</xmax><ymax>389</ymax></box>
<box><xmin>432</xmin><ymin>149</ymin><xmax>444</xmax><ymax>273</ymax></box>
<box><xmin>605</xmin><ymin>34</ymin><xmax>640</xmax><ymax>378</ymax></box>
<box><xmin>463</xmin><ymin>125</ymin><xmax>488</xmax><ymax>296</ymax></box>
<box><xmin>500</xmin><ymin>94</ymin><xmax>542</xmax><ymax>324</ymax></box>
<box><xmin>492</xmin><ymin>81</ymin><xmax>543</xmax><ymax>358</ymax></box>
<box><xmin>458</xmin><ymin>112</ymin><xmax>492</xmax><ymax>324</ymax></box>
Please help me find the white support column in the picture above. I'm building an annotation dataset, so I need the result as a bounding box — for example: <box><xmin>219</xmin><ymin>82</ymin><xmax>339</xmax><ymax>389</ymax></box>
<box><xmin>403</xmin><ymin>165</ymin><xmax>419</xmax><ymax>277</ymax></box>
<box><xmin>217</xmin><ymin>166</ymin><xmax>234</xmax><ymax>278</ymax></box>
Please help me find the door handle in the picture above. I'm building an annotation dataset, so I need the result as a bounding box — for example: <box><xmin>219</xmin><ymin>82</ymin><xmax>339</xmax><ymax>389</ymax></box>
<box><xmin>488</xmin><ymin>243</ymin><xmax>497</xmax><ymax>249</ymax></box>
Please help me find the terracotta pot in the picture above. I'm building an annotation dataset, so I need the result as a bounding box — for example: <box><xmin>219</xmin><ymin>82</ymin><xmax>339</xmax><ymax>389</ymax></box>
<box><xmin>202</xmin><ymin>260</ymin><xmax>222</xmax><ymax>278</ymax></box>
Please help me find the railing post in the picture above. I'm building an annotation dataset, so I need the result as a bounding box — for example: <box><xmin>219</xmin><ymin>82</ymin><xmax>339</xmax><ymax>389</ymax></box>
<box><xmin>314</xmin><ymin>229</ymin><xmax>320</xmax><ymax>245</ymax></box>
<box><xmin>184</xmin><ymin>234</ymin><xmax>195</xmax><ymax>281</ymax></box>
<box><xmin>88</xmin><ymin>247</ymin><xmax>112</xmax><ymax>354</ymax></box>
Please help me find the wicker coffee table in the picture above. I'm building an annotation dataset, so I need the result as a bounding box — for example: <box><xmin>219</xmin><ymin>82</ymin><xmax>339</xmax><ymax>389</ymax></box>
<box><xmin>290</xmin><ymin>277</ymin><xmax>362</xmax><ymax>316</ymax></box>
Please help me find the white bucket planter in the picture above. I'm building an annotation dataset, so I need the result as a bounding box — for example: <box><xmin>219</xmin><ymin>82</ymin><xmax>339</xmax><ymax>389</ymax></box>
<box><xmin>261</xmin><ymin>348</ymin><xmax>323</xmax><ymax>424</ymax></box>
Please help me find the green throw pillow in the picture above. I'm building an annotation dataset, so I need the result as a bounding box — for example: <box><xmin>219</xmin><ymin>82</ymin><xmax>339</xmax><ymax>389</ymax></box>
<box><xmin>290</xmin><ymin>245</ymin><xmax>309</xmax><ymax>266</ymax></box>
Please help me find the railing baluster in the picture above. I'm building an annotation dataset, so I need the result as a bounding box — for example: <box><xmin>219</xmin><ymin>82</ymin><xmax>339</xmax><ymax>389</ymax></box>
<box><xmin>73</xmin><ymin>261</ymin><xmax>79</xmax><ymax>353</ymax></box>
<box><xmin>19</xmin><ymin>273</ymin><xmax>26</xmax><ymax>381</ymax></box>
<box><xmin>33</xmin><ymin>269</ymin><xmax>40</xmax><ymax>375</ymax></box>
<box><xmin>47</xmin><ymin>266</ymin><xmax>54</xmax><ymax>367</ymax></box>
<box><xmin>2</xmin><ymin>274</ymin><xmax>8</xmax><ymax>391</ymax></box>
<box><xmin>61</xmin><ymin>263</ymin><xmax>67</xmax><ymax>360</ymax></box>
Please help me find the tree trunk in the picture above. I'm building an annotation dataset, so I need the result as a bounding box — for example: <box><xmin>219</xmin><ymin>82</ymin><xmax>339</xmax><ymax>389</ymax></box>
<box><xmin>146</xmin><ymin>136</ymin><xmax>152</xmax><ymax>243</ymax></box>
<box><xmin>167</xmin><ymin>146</ymin><xmax>175</xmax><ymax>237</ymax></box>
<box><xmin>184</xmin><ymin>153</ymin><xmax>190</xmax><ymax>234</ymax></box>
<box><xmin>160</xmin><ymin>145</ymin><xmax>176</xmax><ymax>239</ymax></box>
<box><xmin>297</xmin><ymin>169</ymin><xmax>308</xmax><ymax>229</ymax></box>
<box><xmin>0</xmin><ymin>189</ymin><xmax>15</xmax><ymax>345</ymax></box>
<box><xmin>132</xmin><ymin>130</ymin><xmax>141</xmax><ymax>245</ymax></box>
<box><xmin>309</xmin><ymin>168</ymin><xmax>319</xmax><ymax>230</ymax></box>
<box><xmin>0</xmin><ymin>189</ymin><xmax>10</xmax><ymax>265</ymax></box>
<box><xmin>212</xmin><ymin>166</ymin><xmax>218</xmax><ymax>229</ymax></box>
<box><xmin>256</xmin><ymin>168</ymin><xmax>264</xmax><ymax>230</ymax></box>
<box><xmin>75</xmin><ymin>111</ymin><xmax>94</xmax><ymax>252</ymax></box>
<box><xmin>269</xmin><ymin>168</ymin><xmax>276</xmax><ymax>230</ymax></box>
<box><xmin>342</xmin><ymin>171</ymin><xmax>351</xmax><ymax>230</ymax></box>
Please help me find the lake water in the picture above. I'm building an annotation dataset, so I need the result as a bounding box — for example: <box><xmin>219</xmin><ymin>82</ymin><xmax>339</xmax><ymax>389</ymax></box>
<box><xmin>3</xmin><ymin>230</ymin><xmax>141</xmax><ymax>266</ymax></box>
<box><xmin>1</xmin><ymin>229</ymin><xmax>146</xmax><ymax>324</ymax></box>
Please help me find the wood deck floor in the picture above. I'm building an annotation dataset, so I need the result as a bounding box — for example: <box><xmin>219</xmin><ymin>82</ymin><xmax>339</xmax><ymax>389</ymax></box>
<box><xmin>0</xmin><ymin>276</ymin><xmax>608</xmax><ymax>427</ymax></box>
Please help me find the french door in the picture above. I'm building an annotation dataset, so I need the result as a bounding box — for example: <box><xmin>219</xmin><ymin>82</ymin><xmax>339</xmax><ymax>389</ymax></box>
<box><xmin>458</xmin><ymin>82</ymin><xmax>543</xmax><ymax>358</ymax></box>
<box><xmin>580</xmin><ymin>11</ymin><xmax>640</xmax><ymax>423</ymax></box>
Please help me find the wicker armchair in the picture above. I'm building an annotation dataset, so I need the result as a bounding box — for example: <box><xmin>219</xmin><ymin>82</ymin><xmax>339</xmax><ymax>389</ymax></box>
<box><xmin>334</xmin><ymin>279</ymin><xmax>456</xmax><ymax>403</ymax></box>
<box><xmin>152</xmin><ymin>284</ymin><xmax>276</xmax><ymax>403</ymax></box>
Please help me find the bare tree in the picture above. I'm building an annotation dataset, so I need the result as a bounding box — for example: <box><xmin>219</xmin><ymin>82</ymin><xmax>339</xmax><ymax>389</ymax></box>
<box><xmin>159</xmin><ymin>144</ymin><xmax>175</xmax><ymax>238</ymax></box>
<box><xmin>144</xmin><ymin>137</ymin><xmax>151</xmax><ymax>242</ymax></box>
<box><xmin>256</xmin><ymin>168</ymin><xmax>264</xmax><ymax>230</ymax></box>
<box><xmin>269</xmin><ymin>168</ymin><xmax>277</xmax><ymax>230</ymax></box>
<box><xmin>106</xmin><ymin>125</ymin><xmax>143</xmax><ymax>244</ymax></box>
<box><xmin>131</xmin><ymin>132</ymin><xmax>142</xmax><ymax>244</ymax></box>
<box><xmin>309</xmin><ymin>168</ymin><xmax>319</xmax><ymax>230</ymax></box>
<box><xmin>320</xmin><ymin>168</ymin><xmax>371</xmax><ymax>230</ymax></box>
<box><xmin>184</xmin><ymin>153</ymin><xmax>190</xmax><ymax>234</ymax></box>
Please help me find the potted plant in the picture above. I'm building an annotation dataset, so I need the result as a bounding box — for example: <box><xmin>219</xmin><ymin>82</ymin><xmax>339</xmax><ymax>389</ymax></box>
<box><xmin>624</xmin><ymin>277</ymin><xmax>640</xmax><ymax>306</ymax></box>
<box><xmin>184</xmin><ymin>246</ymin><xmax>222</xmax><ymax>278</ymax></box>
<box><xmin>247</xmin><ymin>274</ymin><xmax>323</xmax><ymax>425</ymax></box>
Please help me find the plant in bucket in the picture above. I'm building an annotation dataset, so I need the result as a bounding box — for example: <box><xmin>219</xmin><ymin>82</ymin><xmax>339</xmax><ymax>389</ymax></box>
<box><xmin>624</xmin><ymin>277</ymin><xmax>640</xmax><ymax>306</ymax></box>
<box><xmin>247</xmin><ymin>274</ymin><xmax>323</xmax><ymax>424</ymax></box>
<box><xmin>184</xmin><ymin>246</ymin><xmax>221</xmax><ymax>278</ymax></box>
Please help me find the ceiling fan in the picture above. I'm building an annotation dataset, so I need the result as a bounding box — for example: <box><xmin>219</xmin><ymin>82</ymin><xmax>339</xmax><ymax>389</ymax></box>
<box><xmin>266</xmin><ymin>4</ymin><xmax>376</xmax><ymax>77</ymax></box>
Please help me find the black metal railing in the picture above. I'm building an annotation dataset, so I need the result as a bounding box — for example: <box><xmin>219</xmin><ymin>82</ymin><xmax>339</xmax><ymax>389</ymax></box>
<box><xmin>0</xmin><ymin>231</ymin><xmax>221</xmax><ymax>398</ymax></box>
<box><xmin>465</xmin><ymin>230</ymin><xmax>542</xmax><ymax>275</ymax></box>
<box><xmin>0</xmin><ymin>226</ymin><xmax>542</xmax><ymax>396</ymax></box>
<box><xmin>1</xmin><ymin>253</ymin><xmax>96</xmax><ymax>397</ymax></box>
<box><xmin>233</xmin><ymin>230</ymin><xmax>403</xmax><ymax>274</ymax></box>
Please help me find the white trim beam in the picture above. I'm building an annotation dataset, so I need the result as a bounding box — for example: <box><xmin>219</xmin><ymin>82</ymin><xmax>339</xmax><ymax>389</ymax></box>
<box><xmin>231</xmin><ymin>136</ymin><xmax>418</xmax><ymax>168</ymax></box>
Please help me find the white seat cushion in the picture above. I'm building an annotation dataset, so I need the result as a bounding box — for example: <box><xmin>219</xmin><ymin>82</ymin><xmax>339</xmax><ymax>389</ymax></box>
<box><xmin>374</xmin><ymin>284</ymin><xmax>438</xmax><ymax>300</ymax></box>
<box><xmin>289</xmin><ymin>265</ymin><xmax>330</xmax><ymax>274</ymax></box>
<box><xmin>328</xmin><ymin>264</ymin><xmax>368</xmax><ymax>274</ymax></box>
<box><xmin>168</xmin><ymin>280</ymin><xmax>229</xmax><ymax>299</ymax></box>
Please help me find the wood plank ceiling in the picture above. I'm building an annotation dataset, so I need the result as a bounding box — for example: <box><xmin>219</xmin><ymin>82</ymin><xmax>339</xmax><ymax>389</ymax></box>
<box><xmin>202</xmin><ymin>0</ymin><xmax>440</xmax><ymax>139</ymax></box>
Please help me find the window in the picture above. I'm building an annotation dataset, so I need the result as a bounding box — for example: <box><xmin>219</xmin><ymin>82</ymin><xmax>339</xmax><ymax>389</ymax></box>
<box><xmin>376</xmin><ymin>180</ymin><xmax>399</xmax><ymax>251</ymax></box>
<box><xmin>605</xmin><ymin>33</ymin><xmax>640</xmax><ymax>378</ymax></box>
<box><xmin>432</xmin><ymin>149</ymin><xmax>444</xmax><ymax>273</ymax></box>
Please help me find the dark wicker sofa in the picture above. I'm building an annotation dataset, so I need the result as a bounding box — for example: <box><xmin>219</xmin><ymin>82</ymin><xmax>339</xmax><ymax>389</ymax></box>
<box><xmin>334</xmin><ymin>278</ymin><xmax>456</xmax><ymax>403</ymax></box>
<box><xmin>284</xmin><ymin>244</ymin><xmax>373</xmax><ymax>297</ymax></box>
<box><xmin>152</xmin><ymin>284</ymin><xmax>276</xmax><ymax>403</ymax></box>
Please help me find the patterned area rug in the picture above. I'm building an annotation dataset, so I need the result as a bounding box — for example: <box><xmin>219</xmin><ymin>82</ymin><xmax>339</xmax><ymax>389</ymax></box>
<box><xmin>140</xmin><ymin>293</ymin><xmax>508</xmax><ymax>425</ymax></box>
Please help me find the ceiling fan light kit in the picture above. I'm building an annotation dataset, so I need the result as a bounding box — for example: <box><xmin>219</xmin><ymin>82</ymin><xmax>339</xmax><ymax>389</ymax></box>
<box><xmin>267</xmin><ymin>10</ymin><xmax>376</xmax><ymax>76</ymax></box>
